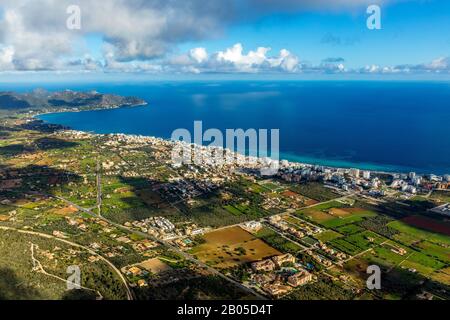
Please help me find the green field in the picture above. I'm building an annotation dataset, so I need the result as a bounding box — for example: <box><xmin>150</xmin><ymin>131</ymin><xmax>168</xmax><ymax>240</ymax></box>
<box><xmin>328</xmin><ymin>230</ymin><xmax>385</xmax><ymax>256</ymax></box>
<box><xmin>413</xmin><ymin>241</ymin><xmax>450</xmax><ymax>264</ymax></box>
<box><xmin>364</xmin><ymin>244</ymin><xmax>409</xmax><ymax>267</ymax></box>
<box><xmin>296</xmin><ymin>202</ymin><xmax>378</xmax><ymax>230</ymax></box>
<box><xmin>336</xmin><ymin>224</ymin><xmax>365</xmax><ymax>235</ymax></box>
<box><xmin>260</xmin><ymin>182</ymin><xmax>284</xmax><ymax>192</ymax></box>
<box><xmin>223</xmin><ymin>205</ymin><xmax>243</xmax><ymax>216</ymax></box>
<box><xmin>314</xmin><ymin>230</ymin><xmax>343</xmax><ymax>243</ymax></box>
<box><xmin>321</xmin><ymin>215</ymin><xmax>366</xmax><ymax>228</ymax></box>
<box><xmin>255</xmin><ymin>227</ymin><xmax>303</xmax><ymax>254</ymax></box>
<box><xmin>388</xmin><ymin>220</ymin><xmax>450</xmax><ymax>246</ymax></box>
<box><xmin>328</xmin><ymin>239</ymin><xmax>362</xmax><ymax>256</ymax></box>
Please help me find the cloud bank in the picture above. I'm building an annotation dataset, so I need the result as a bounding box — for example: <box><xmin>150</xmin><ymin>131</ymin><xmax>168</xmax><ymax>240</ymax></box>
<box><xmin>0</xmin><ymin>0</ymin><xmax>445</xmax><ymax>75</ymax></box>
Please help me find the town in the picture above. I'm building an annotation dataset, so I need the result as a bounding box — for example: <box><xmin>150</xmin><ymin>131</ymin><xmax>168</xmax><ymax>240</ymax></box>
<box><xmin>0</xmin><ymin>116</ymin><xmax>449</xmax><ymax>300</ymax></box>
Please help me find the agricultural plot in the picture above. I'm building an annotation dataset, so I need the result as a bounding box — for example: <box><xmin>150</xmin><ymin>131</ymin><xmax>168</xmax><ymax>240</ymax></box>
<box><xmin>189</xmin><ymin>226</ymin><xmax>281</xmax><ymax>269</ymax></box>
<box><xmin>362</xmin><ymin>243</ymin><xmax>410</xmax><ymax>268</ymax></box>
<box><xmin>328</xmin><ymin>239</ymin><xmax>363</xmax><ymax>256</ymax></box>
<box><xmin>401</xmin><ymin>215</ymin><xmax>450</xmax><ymax>237</ymax></box>
<box><xmin>430</xmin><ymin>267</ymin><xmax>450</xmax><ymax>285</ymax></box>
<box><xmin>133</xmin><ymin>258</ymin><xmax>172</xmax><ymax>275</ymax></box>
<box><xmin>255</xmin><ymin>227</ymin><xmax>303</xmax><ymax>255</ymax></box>
<box><xmin>300</xmin><ymin>236</ymin><xmax>319</xmax><ymax>247</ymax></box>
<box><xmin>321</xmin><ymin>216</ymin><xmax>367</xmax><ymax>229</ymax></box>
<box><xmin>223</xmin><ymin>205</ymin><xmax>243</xmax><ymax>216</ymax></box>
<box><xmin>259</xmin><ymin>181</ymin><xmax>285</xmax><ymax>192</ymax></box>
<box><xmin>329</xmin><ymin>231</ymin><xmax>385</xmax><ymax>256</ymax></box>
<box><xmin>360</xmin><ymin>239</ymin><xmax>445</xmax><ymax>278</ymax></box>
<box><xmin>388</xmin><ymin>219</ymin><xmax>450</xmax><ymax>246</ymax></box>
<box><xmin>336</xmin><ymin>224</ymin><xmax>365</xmax><ymax>235</ymax></box>
<box><xmin>296</xmin><ymin>202</ymin><xmax>378</xmax><ymax>230</ymax></box>
<box><xmin>412</xmin><ymin>241</ymin><xmax>450</xmax><ymax>264</ymax></box>
<box><xmin>405</xmin><ymin>251</ymin><xmax>445</xmax><ymax>271</ymax></box>
<box><xmin>296</xmin><ymin>208</ymin><xmax>335</xmax><ymax>223</ymax></box>
<box><xmin>344</xmin><ymin>230</ymin><xmax>386</xmax><ymax>248</ymax></box>
<box><xmin>313</xmin><ymin>230</ymin><xmax>343</xmax><ymax>243</ymax></box>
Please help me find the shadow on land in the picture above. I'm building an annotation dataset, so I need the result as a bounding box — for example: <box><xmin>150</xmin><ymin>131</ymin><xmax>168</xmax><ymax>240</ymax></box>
<box><xmin>0</xmin><ymin>268</ymin><xmax>42</xmax><ymax>300</ymax></box>
<box><xmin>0</xmin><ymin>137</ymin><xmax>79</xmax><ymax>157</ymax></box>
<box><xmin>0</xmin><ymin>163</ymin><xmax>82</xmax><ymax>204</ymax></box>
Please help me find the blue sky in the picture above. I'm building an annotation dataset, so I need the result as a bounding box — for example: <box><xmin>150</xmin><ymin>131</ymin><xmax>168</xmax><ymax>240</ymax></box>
<box><xmin>178</xmin><ymin>0</ymin><xmax>450</xmax><ymax>67</ymax></box>
<box><xmin>0</xmin><ymin>0</ymin><xmax>449</xmax><ymax>79</ymax></box>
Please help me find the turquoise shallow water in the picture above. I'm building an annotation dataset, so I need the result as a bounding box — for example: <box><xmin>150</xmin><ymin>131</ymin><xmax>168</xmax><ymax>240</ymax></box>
<box><xmin>32</xmin><ymin>81</ymin><xmax>450</xmax><ymax>175</ymax></box>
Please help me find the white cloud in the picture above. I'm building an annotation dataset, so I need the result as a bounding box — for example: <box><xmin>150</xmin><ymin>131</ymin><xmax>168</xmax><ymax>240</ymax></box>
<box><xmin>359</xmin><ymin>57</ymin><xmax>450</xmax><ymax>74</ymax></box>
<box><xmin>213</xmin><ymin>44</ymin><xmax>299</xmax><ymax>73</ymax></box>
<box><xmin>428</xmin><ymin>57</ymin><xmax>449</xmax><ymax>70</ymax></box>
<box><xmin>267</xmin><ymin>49</ymin><xmax>300</xmax><ymax>72</ymax></box>
<box><xmin>0</xmin><ymin>46</ymin><xmax>14</xmax><ymax>70</ymax></box>
<box><xmin>0</xmin><ymin>0</ymin><xmax>437</xmax><ymax>75</ymax></box>
<box><xmin>0</xmin><ymin>0</ymin><xmax>229</xmax><ymax>70</ymax></box>
<box><xmin>145</xmin><ymin>43</ymin><xmax>301</xmax><ymax>74</ymax></box>
<box><xmin>0</xmin><ymin>7</ymin><xmax>74</xmax><ymax>70</ymax></box>
<box><xmin>216</xmin><ymin>44</ymin><xmax>267</xmax><ymax>72</ymax></box>
<box><xmin>190</xmin><ymin>48</ymin><xmax>208</xmax><ymax>63</ymax></box>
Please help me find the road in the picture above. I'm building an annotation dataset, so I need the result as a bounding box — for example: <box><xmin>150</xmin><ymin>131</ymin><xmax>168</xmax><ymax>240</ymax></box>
<box><xmin>0</xmin><ymin>225</ymin><xmax>133</xmax><ymax>300</ymax></box>
<box><xmin>96</xmin><ymin>158</ymin><xmax>102</xmax><ymax>216</ymax></box>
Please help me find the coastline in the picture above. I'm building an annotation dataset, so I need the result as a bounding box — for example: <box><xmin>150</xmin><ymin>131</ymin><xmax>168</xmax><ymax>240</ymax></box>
<box><xmin>31</xmin><ymin>101</ymin><xmax>148</xmax><ymax>118</ymax></box>
<box><xmin>34</xmin><ymin>104</ymin><xmax>449</xmax><ymax>178</ymax></box>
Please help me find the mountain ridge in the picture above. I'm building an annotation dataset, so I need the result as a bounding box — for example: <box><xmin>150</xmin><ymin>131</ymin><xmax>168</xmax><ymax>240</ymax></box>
<box><xmin>0</xmin><ymin>89</ymin><xmax>146</xmax><ymax>112</ymax></box>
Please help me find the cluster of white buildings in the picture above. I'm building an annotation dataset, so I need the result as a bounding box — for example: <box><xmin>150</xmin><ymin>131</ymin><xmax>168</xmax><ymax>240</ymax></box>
<box><xmin>126</xmin><ymin>216</ymin><xmax>206</xmax><ymax>241</ymax></box>
<box><xmin>126</xmin><ymin>216</ymin><xmax>178</xmax><ymax>240</ymax></box>
<box><xmin>276</xmin><ymin>162</ymin><xmax>383</xmax><ymax>194</ymax></box>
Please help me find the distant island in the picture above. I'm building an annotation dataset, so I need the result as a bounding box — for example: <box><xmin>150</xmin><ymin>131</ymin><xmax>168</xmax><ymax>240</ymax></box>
<box><xmin>0</xmin><ymin>89</ymin><xmax>147</xmax><ymax>117</ymax></box>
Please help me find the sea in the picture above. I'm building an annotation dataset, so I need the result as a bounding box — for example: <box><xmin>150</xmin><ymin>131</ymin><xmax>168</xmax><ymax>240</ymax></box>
<box><xmin>11</xmin><ymin>80</ymin><xmax>449</xmax><ymax>175</ymax></box>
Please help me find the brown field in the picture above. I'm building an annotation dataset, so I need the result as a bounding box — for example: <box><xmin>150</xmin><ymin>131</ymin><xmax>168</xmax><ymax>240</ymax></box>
<box><xmin>190</xmin><ymin>226</ymin><xmax>281</xmax><ymax>269</ymax></box>
<box><xmin>35</xmin><ymin>158</ymin><xmax>53</xmax><ymax>166</ymax></box>
<box><xmin>138</xmin><ymin>258</ymin><xmax>172</xmax><ymax>274</ymax></box>
<box><xmin>0</xmin><ymin>215</ymin><xmax>10</xmax><ymax>221</ymax></box>
<box><xmin>53</xmin><ymin>205</ymin><xmax>78</xmax><ymax>216</ymax></box>
<box><xmin>402</xmin><ymin>216</ymin><xmax>450</xmax><ymax>236</ymax></box>
<box><xmin>282</xmin><ymin>190</ymin><xmax>298</xmax><ymax>198</ymax></box>
<box><xmin>305</xmin><ymin>199</ymin><xmax>319</xmax><ymax>206</ymax></box>
<box><xmin>302</xmin><ymin>209</ymin><xmax>335</xmax><ymax>222</ymax></box>
<box><xmin>328</xmin><ymin>208</ymin><xmax>351</xmax><ymax>217</ymax></box>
